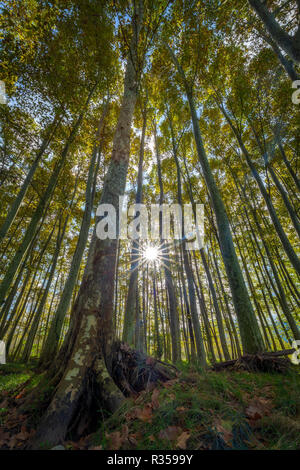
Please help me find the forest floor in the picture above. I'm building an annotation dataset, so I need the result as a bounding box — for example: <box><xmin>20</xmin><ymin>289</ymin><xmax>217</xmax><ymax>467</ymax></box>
<box><xmin>0</xmin><ymin>361</ymin><xmax>300</xmax><ymax>450</ymax></box>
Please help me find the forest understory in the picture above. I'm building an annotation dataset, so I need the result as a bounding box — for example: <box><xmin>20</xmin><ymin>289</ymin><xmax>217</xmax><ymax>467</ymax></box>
<box><xmin>0</xmin><ymin>0</ymin><xmax>300</xmax><ymax>453</ymax></box>
<box><xmin>1</xmin><ymin>357</ymin><xmax>300</xmax><ymax>450</ymax></box>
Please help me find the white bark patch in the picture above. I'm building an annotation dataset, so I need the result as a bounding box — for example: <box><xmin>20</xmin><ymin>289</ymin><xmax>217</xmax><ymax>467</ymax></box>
<box><xmin>83</xmin><ymin>315</ymin><xmax>97</xmax><ymax>339</ymax></box>
<box><xmin>65</xmin><ymin>367</ymin><xmax>80</xmax><ymax>381</ymax></box>
<box><xmin>73</xmin><ymin>350</ymin><xmax>85</xmax><ymax>366</ymax></box>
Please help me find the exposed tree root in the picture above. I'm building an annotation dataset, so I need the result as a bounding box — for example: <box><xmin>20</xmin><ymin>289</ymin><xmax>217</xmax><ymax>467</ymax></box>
<box><xmin>23</xmin><ymin>342</ymin><xmax>177</xmax><ymax>448</ymax></box>
<box><xmin>212</xmin><ymin>351</ymin><xmax>294</xmax><ymax>373</ymax></box>
<box><xmin>111</xmin><ymin>341</ymin><xmax>178</xmax><ymax>396</ymax></box>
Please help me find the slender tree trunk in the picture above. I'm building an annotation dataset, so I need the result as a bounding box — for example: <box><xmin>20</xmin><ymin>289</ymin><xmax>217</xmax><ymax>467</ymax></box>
<box><xmin>169</xmin><ymin>112</ymin><xmax>206</xmax><ymax>366</ymax></box>
<box><xmin>0</xmin><ymin>87</ymin><xmax>96</xmax><ymax>307</ymax></box>
<box><xmin>0</xmin><ymin>115</ymin><xmax>61</xmax><ymax>241</ymax></box>
<box><xmin>267</xmin><ymin>162</ymin><xmax>300</xmax><ymax>238</ymax></box>
<box><xmin>153</xmin><ymin>120</ymin><xmax>181</xmax><ymax>362</ymax></box>
<box><xmin>220</xmin><ymin>102</ymin><xmax>300</xmax><ymax>274</ymax></box>
<box><xmin>167</xmin><ymin>47</ymin><xmax>263</xmax><ymax>354</ymax></box>
<box><xmin>122</xmin><ymin>101</ymin><xmax>147</xmax><ymax>345</ymax></box>
<box><xmin>39</xmin><ymin>103</ymin><xmax>109</xmax><ymax>367</ymax></box>
<box><xmin>276</xmin><ymin>139</ymin><xmax>300</xmax><ymax>192</ymax></box>
<box><xmin>248</xmin><ymin>0</ymin><xmax>300</xmax><ymax>64</ymax></box>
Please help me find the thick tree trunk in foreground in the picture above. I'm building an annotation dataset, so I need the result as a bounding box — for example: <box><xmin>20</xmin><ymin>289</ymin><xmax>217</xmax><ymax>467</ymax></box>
<box><xmin>30</xmin><ymin>5</ymin><xmax>144</xmax><ymax>448</ymax></box>
<box><xmin>39</xmin><ymin>103</ymin><xmax>109</xmax><ymax>367</ymax></box>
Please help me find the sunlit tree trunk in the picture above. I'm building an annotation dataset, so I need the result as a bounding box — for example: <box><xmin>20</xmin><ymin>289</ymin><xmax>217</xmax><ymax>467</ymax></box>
<box><xmin>123</xmin><ymin>102</ymin><xmax>147</xmax><ymax>346</ymax></box>
<box><xmin>0</xmin><ymin>87</ymin><xmax>96</xmax><ymax>307</ymax></box>
<box><xmin>167</xmin><ymin>46</ymin><xmax>264</xmax><ymax>354</ymax></box>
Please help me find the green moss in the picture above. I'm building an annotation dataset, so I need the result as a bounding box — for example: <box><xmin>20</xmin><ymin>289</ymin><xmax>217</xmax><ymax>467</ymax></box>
<box><xmin>0</xmin><ymin>371</ymin><xmax>32</xmax><ymax>393</ymax></box>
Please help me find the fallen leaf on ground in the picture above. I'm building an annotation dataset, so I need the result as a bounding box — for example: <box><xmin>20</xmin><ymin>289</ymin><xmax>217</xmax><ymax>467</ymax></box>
<box><xmin>136</xmin><ymin>404</ymin><xmax>153</xmax><ymax>422</ymax></box>
<box><xmin>151</xmin><ymin>388</ymin><xmax>160</xmax><ymax>409</ymax></box>
<box><xmin>107</xmin><ymin>431</ymin><xmax>123</xmax><ymax>450</ymax></box>
<box><xmin>176</xmin><ymin>406</ymin><xmax>186</xmax><ymax>412</ymax></box>
<box><xmin>128</xmin><ymin>435</ymin><xmax>138</xmax><ymax>446</ymax></box>
<box><xmin>214</xmin><ymin>420</ymin><xmax>233</xmax><ymax>445</ymax></box>
<box><xmin>14</xmin><ymin>430</ymin><xmax>30</xmax><ymax>441</ymax></box>
<box><xmin>245</xmin><ymin>399</ymin><xmax>271</xmax><ymax>421</ymax></box>
<box><xmin>163</xmin><ymin>379</ymin><xmax>178</xmax><ymax>388</ymax></box>
<box><xmin>159</xmin><ymin>426</ymin><xmax>182</xmax><ymax>441</ymax></box>
<box><xmin>15</xmin><ymin>391</ymin><xmax>25</xmax><ymax>400</ymax></box>
<box><xmin>176</xmin><ymin>431</ymin><xmax>190</xmax><ymax>449</ymax></box>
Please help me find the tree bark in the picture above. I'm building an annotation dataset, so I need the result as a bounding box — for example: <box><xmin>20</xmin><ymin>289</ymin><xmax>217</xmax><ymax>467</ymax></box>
<box><xmin>30</xmin><ymin>4</ymin><xmax>144</xmax><ymax>447</ymax></box>
<box><xmin>167</xmin><ymin>45</ymin><xmax>264</xmax><ymax>355</ymax></box>
<box><xmin>39</xmin><ymin>102</ymin><xmax>109</xmax><ymax>367</ymax></box>
<box><xmin>248</xmin><ymin>0</ymin><xmax>300</xmax><ymax>63</ymax></box>
<box><xmin>122</xmin><ymin>101</ymin><xmax>147</xmax><ymax>345</ymax></box>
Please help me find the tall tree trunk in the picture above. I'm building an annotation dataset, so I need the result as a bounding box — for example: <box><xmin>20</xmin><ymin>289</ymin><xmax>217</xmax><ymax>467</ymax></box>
<box><xmin>167</xmin><ymin>45</ymin><xmax>264</xmax><ymax>355</ymax></box>
<box><xmin>220</xmin><ymin>101</ymin><xmax>300</xmax><ymax>274</ymax></box>
<box><xmin>0</xmin><ymin>86</ymin><xmax>96</xmax><ymax>307</ymax></box>
<box><xmin>122</xmin><ymin>101</ymin><xmax>147</xmax><ymax>345</ymax></box>
<box><xmin>31</xmin><ymin>4</ymin><xmax>144</xmax><ymax>447</ymax></box>
<box><xmin>39</xmin><ymin>103</ymin><xmax>109</xmax><ymax>367</ymax></box>
<box><xmin>248</xmin><ymin>0</ymin><xmax>300</xmax><ymax>64</ymax></box>
<box><xmin>0</xmin><ymin>115</ymin><xmax>61</xmax><ymax>241</ymax></box>
<box><xmin>276</xmin><ymin>138</ymin><xmax>300</xmax><ymax>192</ymax></box>
<box><xmin>169</xmin><ymin>114</ymin><xmax>206</xmax><ymax>366</ymax></box>
<box><xmin>153</xmin><ymin>121</ymin><xmax>181</xmax><ymax>362</ymax></box>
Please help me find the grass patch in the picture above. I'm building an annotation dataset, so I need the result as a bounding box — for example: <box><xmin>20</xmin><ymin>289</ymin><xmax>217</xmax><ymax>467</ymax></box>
<box><xmin>93</xmin><ymin>364</ymin><xmax>300</xmax><ymax>450</ymax></box>
<box><xmin>0</xmin><ymin>363</ymin><xmax>33</xmax><ymax>393</ymax></box>
<box><xmin>1</xmin><ymin>361</ymin><xmax>299</xmax><ymax>450</ymax></box>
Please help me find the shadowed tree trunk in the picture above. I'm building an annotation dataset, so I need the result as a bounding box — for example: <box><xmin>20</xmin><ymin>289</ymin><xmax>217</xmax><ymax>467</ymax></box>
<box><xmin>219</xmin><ymin>101</ymin><xmax>300</xmax><ymax>275</ymax></box>
<box><xmin>39</xmin><ymin>101</ymin><xmax>109</xmax><ymax>367</ymax></box>
<box><xmin>29</xmin><ymin>4</ymin><xmax>145</xmax><ymax>448</ymax></box>
<box><xmin>0</xmin><ymin>114</ymin><xmax>61</xmax><ymax>241</ymax></box>
<box><xmin>166</xmin><ymin>44</ymin><xmax>264</xmax><ymax>355</ymax></box>
<box><xmin>168</xmin><ymin>112</ymin><xmax>206</xmax><ymax>366</ymax></box>
<box><xmin>154</xmin><ymin>121</ymin><xmax>181</xmax><ymax>362</ymax></box>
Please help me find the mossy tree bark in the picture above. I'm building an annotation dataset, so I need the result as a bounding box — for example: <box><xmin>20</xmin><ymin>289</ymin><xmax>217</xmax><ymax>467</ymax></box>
<box><xmin>30</xmin><ymin>3</ymin><xmax>144</xmax><ymax>448</ymax></box>
<box><xmin>39</xmin><ymin>102</ymin><xmax>109</xmax><ymax>368</ymax></box>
